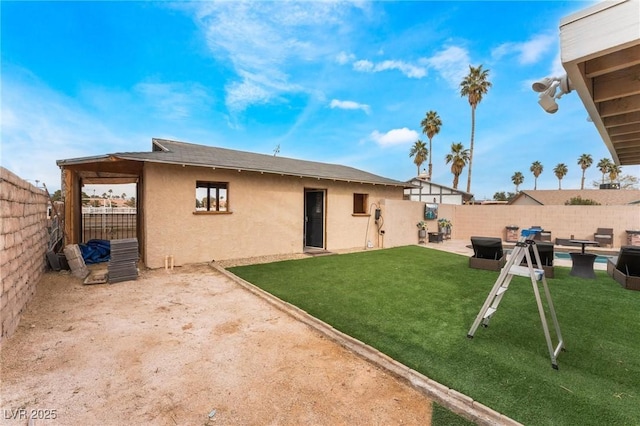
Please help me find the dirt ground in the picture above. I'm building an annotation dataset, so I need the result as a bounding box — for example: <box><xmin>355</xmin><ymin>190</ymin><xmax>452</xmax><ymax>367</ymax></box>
<box><xmin>1</xmin><ymin>263</ymin><xmax>433</xmax><ymax>425</ymax></box>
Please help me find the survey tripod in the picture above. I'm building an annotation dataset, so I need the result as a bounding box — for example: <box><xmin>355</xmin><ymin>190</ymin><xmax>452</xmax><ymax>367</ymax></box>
<box><xmin>467</xmin><ymin>228</ymin><xmax>565</xmax><ymax>369</ymax></box>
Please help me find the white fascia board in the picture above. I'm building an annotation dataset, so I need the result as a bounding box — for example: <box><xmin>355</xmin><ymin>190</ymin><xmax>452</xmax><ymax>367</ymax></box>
<box><xmin>560</xmin><ymin>0</ymin><xmax>639</xmax><ymax>64</ymax></box>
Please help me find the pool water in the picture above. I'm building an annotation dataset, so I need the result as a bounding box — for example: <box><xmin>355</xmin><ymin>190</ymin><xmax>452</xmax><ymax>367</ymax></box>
<box><xmin>505</xmin><ymin>249</ymin><xmax>613</xmax><ymax>264</ymax></box>
<box><xmin>554</xmin><ymin>252</ymin><xmax>612</xmax><ymax>264</ymax></box>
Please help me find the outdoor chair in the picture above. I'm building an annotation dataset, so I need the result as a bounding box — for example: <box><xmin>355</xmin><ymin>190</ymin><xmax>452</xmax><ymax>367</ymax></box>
<box><xmin>606</xmin><ymin>245</ymin><xmax>640</xmax><ymax>291</ymax></box>
<box><xmin>529</xmin><ymin>226</ymin><xmax>551</xmax><ymax>242</ymax></box>
<box><xmin>520</xmin><ymin>242</ymin><xmax>554</xmax><ymax>278</ymax></box>
<box><xmin>469</xmin><ymin>237</ymin><xmax>506</xmax><ymax>271</ymax></box>
<box><xmin>594</xmin><ymin>228</ymin><xmax>614</xmax><ymax>248</ymax></box>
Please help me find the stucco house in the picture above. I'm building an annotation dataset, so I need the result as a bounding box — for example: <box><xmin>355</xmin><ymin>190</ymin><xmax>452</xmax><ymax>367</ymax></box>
<box><xmin>57</xmin><ymin>138</ymin><xmax>420</xmax><ymax>269</ymax></box>
<box><xmin>404</xmin><ymin>173</ymin><xmax>473</xmax><ymax>205</ymax></box>
<box><xmin>508</xmin><ymin>189</ymin><xmax>640</xmax><ymax>206</ymax></box>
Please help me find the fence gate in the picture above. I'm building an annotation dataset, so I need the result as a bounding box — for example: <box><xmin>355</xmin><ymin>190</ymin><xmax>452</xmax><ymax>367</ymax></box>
<box><xmin>82</xmin><ymin>207</ymin><xmax>137</xmax><ymax>242</ymax></box>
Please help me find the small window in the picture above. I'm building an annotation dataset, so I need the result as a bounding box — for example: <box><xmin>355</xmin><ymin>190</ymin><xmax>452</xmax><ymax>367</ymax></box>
<box><xmin>196</xmin><ymin>181</ymin><xmax>228</xmax><ymax>212</ymax></box>
<box><xmin>353</xmin><ymin>193</ymin><xmax>368</xmax><ymax>214</ymax></box>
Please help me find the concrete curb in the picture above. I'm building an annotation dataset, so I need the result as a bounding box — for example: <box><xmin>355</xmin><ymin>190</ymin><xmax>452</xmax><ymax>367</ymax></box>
<box><xmin>212</xmin><ymin>263</ymin><xmax>523</xmax><ymax>426</ymax></box>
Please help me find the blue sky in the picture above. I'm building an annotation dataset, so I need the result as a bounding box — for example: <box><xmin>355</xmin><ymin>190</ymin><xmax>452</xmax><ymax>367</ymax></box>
<box><xmin>2</xmin><ymin>0</ymin><xmax>638</xmax><ymax>199</ymax></box>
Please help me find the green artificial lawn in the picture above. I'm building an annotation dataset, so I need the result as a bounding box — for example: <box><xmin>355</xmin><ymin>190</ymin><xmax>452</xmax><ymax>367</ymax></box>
<box><xmin>432</xmin><ymin>403</ymin><xmax>476</xmax><ymax>426</ymax></box>
<box><xmin>229</xmin><ymin>246</ymin><xmax>640</xmax><ymax>425</ymax></box>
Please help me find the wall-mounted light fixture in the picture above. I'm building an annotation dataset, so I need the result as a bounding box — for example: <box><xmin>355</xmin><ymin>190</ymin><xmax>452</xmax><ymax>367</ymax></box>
<box><xmin>532</xmin><ymin>75</ymin><xmax>573</xmax><ymax>114</ymax></box>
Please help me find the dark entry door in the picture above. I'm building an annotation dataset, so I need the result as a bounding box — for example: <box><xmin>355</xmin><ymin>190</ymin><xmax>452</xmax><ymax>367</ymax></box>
<box><xmin>305</xmin><ymin>190</ymin><xmax>324</xmax><ymax>248</ymax></box>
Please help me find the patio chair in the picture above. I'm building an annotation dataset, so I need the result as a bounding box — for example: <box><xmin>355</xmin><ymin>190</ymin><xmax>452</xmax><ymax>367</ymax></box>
<box><xmin>530</xmin><ymin>226</ymin><xmax>551</xmax><ymax>242</ymax></box>
<box><xmin>606</xmin><ymin>245</ymin><xmax>640</xmax><ymax>291</ymax></box>
<box><xmin>469</xmin><ymin>237</ymin><xmax>506</xmax><ymax>271</ymax></box>
<box><xmin>594</xmin><ymin>227</ymin><xmax>614</xmax><ymax>248</ymax></box>
<box><xmin>520</xmin><ymin>242</ymin><xmax>554</xmax><ymax>278</ymax></box>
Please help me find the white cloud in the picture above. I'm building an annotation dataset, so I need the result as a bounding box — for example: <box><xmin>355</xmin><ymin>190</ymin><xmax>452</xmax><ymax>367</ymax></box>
<box><xmin>492</xmin><ymin>33</ymin><xmax>556</xmax><ymax>65</ymax></box>
<box><xmin>353</xmin><ymin>59</ymin><xmax>426</xmax><ymax>78</ymax></box>
<box><xmin>370</xmin><ymin>128</ymin><xmax>419</xmax><ymax>147</ymax></box>
<box><xmin>353</xmin><ymin>59</ymin><xmax>374</xmax><ymax>72</ymax></box>
<box><xmin>0</xmin><ymin>73</ymin><xmax>145</xmax><ymax>192</ymax></box>
<box><xmin>421</xmin><ymin>46</ymin><xmax>471</xmax><ymax>88</ymax></box>
<box><xmin>134</xmin><ymin>82</ymin><xmax>212</xmax><ymax>119</ymax></box>
<box><xmin>329</xmin><ymin>99</ymin><xmax>370</xmax><ymax>114</ymax></box>
<box><xmin>189</xmin><ymin>1</ymin><xmax>360</xmax><ymax>112</ymax></box>
<box><xmin>376</xmin><ymin>60</ymin><xmax>426</xmax><ymax>78</ymax></box>
<box><xmin>336</xmin><ymin>51</ymin><xmax>355</xmax><ymax>65</ymax></box>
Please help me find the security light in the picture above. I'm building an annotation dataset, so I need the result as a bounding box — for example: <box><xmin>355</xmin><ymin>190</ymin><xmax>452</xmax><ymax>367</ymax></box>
<box><xmin>538</xmin><ymin>89</ymin><xmax>559</xmax><ymax>114</ymax></box>
<box><xmin>532</xmin><ymin>75</ymin><xmax>573</xmax><ymax>114</ymax></box>
<box><xmin>532</xmin><ymin>77</ymin><xmax>555</xmax><ymax>93</ymax></box>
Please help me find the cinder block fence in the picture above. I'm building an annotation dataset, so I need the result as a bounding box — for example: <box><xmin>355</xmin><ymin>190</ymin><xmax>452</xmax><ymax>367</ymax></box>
<box><xmin>0</xmin><ymin>167</ymin><xmax>49</xmax><ymax>343</ymax></box>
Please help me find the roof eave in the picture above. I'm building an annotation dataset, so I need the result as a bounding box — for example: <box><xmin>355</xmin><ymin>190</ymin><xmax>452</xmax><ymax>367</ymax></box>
<box><xmin>113</xmin><ymin>154</ymin><xmax>408</xmax><ymax>188</ymax></box>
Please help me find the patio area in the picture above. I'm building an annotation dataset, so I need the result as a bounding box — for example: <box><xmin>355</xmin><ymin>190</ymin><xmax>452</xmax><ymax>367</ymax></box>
<box><xmin>423</xmin><ymin>238</ymin><xmax>615</xmax><ymax>271</ymax></box>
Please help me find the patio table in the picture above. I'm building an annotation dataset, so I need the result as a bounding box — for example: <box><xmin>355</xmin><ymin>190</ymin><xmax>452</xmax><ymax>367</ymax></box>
<box><xmin>568</xmin><ymin>239</ymin><xmax>599</xmax><ymax>279</ymax></box>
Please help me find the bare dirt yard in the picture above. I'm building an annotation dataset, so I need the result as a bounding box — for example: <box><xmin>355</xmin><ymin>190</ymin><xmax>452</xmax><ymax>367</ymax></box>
<box><xmin>1</xmin><ymin>263</ymin><xmax>433</xmax><ymax>425</ymax></box>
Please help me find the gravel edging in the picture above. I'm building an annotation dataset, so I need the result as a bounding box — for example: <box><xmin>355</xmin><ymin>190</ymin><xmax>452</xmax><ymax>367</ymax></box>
<box><xmin>211</xmin><ymin>262</ymin><xmax>523</xmax><ymax>426</ymax></box>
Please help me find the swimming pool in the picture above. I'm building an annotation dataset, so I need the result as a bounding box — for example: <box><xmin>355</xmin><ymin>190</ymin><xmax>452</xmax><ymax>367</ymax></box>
<box><xmin>554</xmin><ymin>252</ymin><xmax>613</xmax><ymax>264</ymax></box>
<box><xmin>505</xmin><ymin>249</ymin><xmax>613</xmax><ymax>264</ymax></box>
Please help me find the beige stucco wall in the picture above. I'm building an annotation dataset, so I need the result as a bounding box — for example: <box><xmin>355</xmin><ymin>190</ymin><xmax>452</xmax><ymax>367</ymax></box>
<box><xmin>0</xmin><ymin>167</ymin><xmax>49</xmax><ymax>343</ymax></box>
<box><xmin>142</xmin><ymin>163</ymin><xmax>403</xmax><ymax>268</ymax></box>
<box><xmin>445</xmin><ymin>204</ymin><xmax>639</xmax><ymax>246</ymax></box>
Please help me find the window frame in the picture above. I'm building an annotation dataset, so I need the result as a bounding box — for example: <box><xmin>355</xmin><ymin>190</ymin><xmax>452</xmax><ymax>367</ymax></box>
<box><xmin>195</xmin><ymin>181</ymin><xmax>230</xmax><ymax>214</ymax></box>
<box><xmin>353</xmin><ymin>193</ymin><xmax>369</xmax><ymax>215</ymax></box>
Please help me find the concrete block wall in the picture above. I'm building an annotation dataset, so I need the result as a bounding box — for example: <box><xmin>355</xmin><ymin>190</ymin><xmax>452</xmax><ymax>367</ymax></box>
<box><xmin>0</xmin><ymin>167</ymin><xmax>49</xmax><ymax>343</ymax></box>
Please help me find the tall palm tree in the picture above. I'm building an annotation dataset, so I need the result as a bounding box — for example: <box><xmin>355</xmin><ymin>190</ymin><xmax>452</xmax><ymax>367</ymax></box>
<box><xmin>608</xmin><ymin>164</ymin><xmax>622</xmax><ymax>182</ymax></box>
<box><xmin>511</xmin><ymin>171</ymin><xmax>524</xmax><ymax>192</ymax></box>
<box><xmin>597</xmin><ymin>158</ymin><xmax>612</xmax><ymax>184</ymax></box>
<box><xmin>420</xmin><ymin>110</ymin><xmax>442</xmax><ymax>181</ymax></box>
<box><xmin>460</xmin><ymin>64</ymin><xmax>492</xmax><ymax>194</ymax></box>
<box><xmin>409</xmin><ymin>140</ymin><xmax>428</xmax><ymax>176</ymax></box>
<box><xmin>553</xmin><ymin>163</ymin><xmax>568</xmax><ymax>189</ymax></box>
<box><xmin>530</xmin><ymin>161</ymin><xmax>543</xmax><ymax>190</ymax></box>
<box><xmin>445</xmin><ymin>142</ymin><xmax>470</xmax><ymax>190</ymax></box>
<box><xmin>577</xmin><ymin>153</ymin><xmax>593</xmax><ymax>190</ymax></box>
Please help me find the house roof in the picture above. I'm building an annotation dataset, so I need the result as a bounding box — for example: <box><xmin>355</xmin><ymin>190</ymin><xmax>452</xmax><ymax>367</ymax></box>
<box><xmin>560</xmin><ymin>0</ymin><xmax>640</xmax><ymax>165</ymax></box>
<box><xmin>57</xmin><ymin>138</ymin><xmax>409</xmax><ymax>187</ymax></box>
<box><xmin>508</xmin><ymin>189</ymin><xmax>640</xmax><ymax>205</ymax></box>
<box><xmin>405</xmin><ymin>176</ymin><xmax>474</xmax><ymax>199</ymax></box>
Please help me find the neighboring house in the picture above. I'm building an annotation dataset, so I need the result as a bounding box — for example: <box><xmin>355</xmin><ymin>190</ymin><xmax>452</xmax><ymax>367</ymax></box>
<box><xmin>57</xmin><ymin>138</ymin><xmax>413</xmax><ymax>268</ymax></box>
<box><xmin>404</xmin><ymin>173</ymin><xmax>473</xmax><ymax>205</ymax></box>
<box><xmin>508</xmin><ymin>189</ymin><xmax>640</xmax><ymax>206</ymax></box>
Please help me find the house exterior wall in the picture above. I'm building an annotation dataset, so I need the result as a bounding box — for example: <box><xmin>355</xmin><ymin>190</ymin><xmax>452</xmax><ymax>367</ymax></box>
<box><xmin>445</xmin><ymin>204</ymin><xmax>639</xmax><ymax>246</ymax></box>
<box><xmin>142</xmin><ymin>163</ymin><xmax>404</xmax><ymax>268</ymax></box>
<box><xmin>0</xmin><ymin>167</ymin><xmax>49</xmax><ymax>343</ymax></box>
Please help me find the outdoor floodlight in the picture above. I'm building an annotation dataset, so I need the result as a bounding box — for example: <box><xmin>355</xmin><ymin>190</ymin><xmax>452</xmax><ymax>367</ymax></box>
<box><xmin>532</xmin><ymin>75</ymin><xmax>573</xmax><ymax>114</ymax></box>
<box><xmin>532</xmin><ymin>77</ymin><xmax>555</xmax><ymax>93</ymax></box>
<box><xmin>538</xmin><ymin>90</ymin><xmax>559</xmax><ymax>113</ymax></box>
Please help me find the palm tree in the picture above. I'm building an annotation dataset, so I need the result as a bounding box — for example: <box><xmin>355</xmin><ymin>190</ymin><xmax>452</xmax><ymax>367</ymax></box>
<box><xmin>460</xmin><ymin>64</ymin><xmax>492</xmax><ymax>194</ymax></box>
<box><xmin>445</xmin><ymin>142</ymin><xmax>470</xmax><ymax>190</ymax></box>
<box><xmin>420</xmin><ymin>110</ymin><xmax>442</xmax><ymax>180</ymax></box>
<box><xmin>577</xmin><ymin>153</ymin><xmax>593</xmax><ymax>190</ymax></box>
<box><xmin>597</xmin><ymin>158</ymin><xmax>612</xmax><ymax>184</ymax></box>
<box><xmin>530</xmin><ymin>161</ymin><xmax>543</xmax><ymax>190</ymax></box>
<box><xmin>553</xmin><ymin>163</ymin><xmax>568</xmax><ymax>189</ymax></box>
<box><xmin>409</xmin><ymin>140</ymin><xmax>428</xmax><ymax>176</ymax></box>
<box><xmin>608</xmin><ymin>164</ymin><xmax>621</xmax><ymax>182</ymax></box>
<box><xmin>511</xmin><ymin>171</ymin><xmax>524</xmax><ymax>192</ymax></box>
